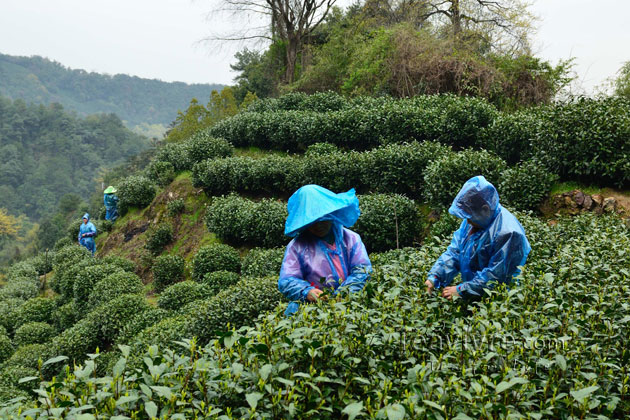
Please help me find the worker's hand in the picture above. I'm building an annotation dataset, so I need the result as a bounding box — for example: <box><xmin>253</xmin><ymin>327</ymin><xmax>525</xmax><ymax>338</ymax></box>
<box><xmin>442</xmin><ymin>286</ymin><xmax>459</xmax><ymax>300</ymax></box>
<box><xmin>425</xmin><ymin>279</ymin><xmax>434</xmax><ymax>294</ymax></box>
<box><xmin>306</xmin><ymin>288</ymin><xmax>326</xmax><ymax>302</ymax></box>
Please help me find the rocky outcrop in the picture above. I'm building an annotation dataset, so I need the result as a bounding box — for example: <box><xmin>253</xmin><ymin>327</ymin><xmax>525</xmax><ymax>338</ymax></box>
<box><xmin>552</xmin><ymin>190</ymin><xmax>624</xmax><ymax>215</ymax></box>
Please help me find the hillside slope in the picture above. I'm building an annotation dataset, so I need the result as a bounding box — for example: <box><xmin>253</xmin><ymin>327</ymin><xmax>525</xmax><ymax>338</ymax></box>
<box><xmin>0</xmin><ymin>52</ymin><xmax>224</xmax><ymax>129</ymax></box>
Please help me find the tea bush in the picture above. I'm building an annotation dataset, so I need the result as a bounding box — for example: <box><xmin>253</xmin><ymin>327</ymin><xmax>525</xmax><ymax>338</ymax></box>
<box><xmin>0</xmin><ymin>365</ymin><xmax>38</xmax><ymax>393</ymax></box>
<box><xmin>192</xmin><ymin>244</ymin><xmax>241</xmax><ymax>281</ymax></box>
<box><xmin>117</xmin><ymin>175</ymin><xmax>156</xmax><ymax>213</ymax></box>
<box><xmin>5</xmin><ymin>261</ymin><xmax>38</xmax><ymax>282</ymax></box>
<box><xmin>423</xmin><ymin>149</ymin><xmax>508</xmax><ymax>207</ymax></box>
<box><xmin>13</xmin><ymin>322</ymin><xmax>56</xmax><ymax>346</ymax></box>
<box><xmin>166</xmin><ymin>198</ymin><xmax>185</xmax><ymax>216</ymax></box>
<box><xmin>241</xmin><ymin>247</ymin><xmax>285</xmax><ymax>278</ymax></box>
<box><xmin>144</xmin><ymin>223</ymin><xmax>173</xmax><ymax>255</ymax></box>
<box><xmin>498</xmin><ymin>160</ymin><xmax>558</xmax><ymax>211</ymax></box>
<box><xmin>201</xmin><ymin>270</ymin><xmax>240</xmax><ymax>294</ymax></box>
<box><xmin>304</xmin><ymin>142</ymin><xmax>339</xmax><ymax>156</ymax></box>
<box><xmin>73</xmin><ymin>264</ymin><xmax>122</xmax><ymax>313</ymax></box>
<box><xmin>115</xmin><ymin>307</ymin><xmax>172</xmax><ymax>345</ymax></box>
<box><xmin>11</xmin><ymin>297</ymin><xmax>57</xmax><ymax>330</ymax></box>
<box><xmin>4</xmin><ymin>343</ymin><xmax>49</xmax><ymax>370</ymax></box>
<box><xmin>428</xmin><ymin>211</ymin><xmax>461</xmax><ymax>240</ymax></box>
<box><xmin>479</xmin><ymin>108</ymin><xmax>542</xmax><ymax>164</ymax></box>
<box><xmin>100</xmin><ymin>255</ymin><xmax>136</xmax><ymax>273</ymax></box>
<box><xmin>182</xmin><ymin>276</ymin><xmax>283</xmax><ymax>344</ymax></box>
<box><xmin>53</xmin><ymin>237</ymin><xmax>72</xmax><ymax>250</ymax></box>
<box><xmin>87</xmin><ymin>271</ymin><xmax>144</xmax><ymax>308</ymax></box>
<box><xmin>88</xmin><ymin>294</ymin><xmax>151</xmax><ymax>343</ymax></box>
<box><xmin>157</xmin><ymin>281</ymin><xmax>208</xmax><ymax>311</ymax></box>
<box><xmin>0</xmin><ymin>335</ymin><xmax>13</xmax><ymax>364</ymax></box>
<box><xmin>28</xmin><ymin>254</ymin><xmax>53</xmax><ymax>276</ymax></box>
<box><xmin>353</xmin><ymin>193</ymin><xmax>421</xmax><ymax>252</ymax></box>
<box><xmin>0</xmin><ymin>298</ymin><xmax>24</xmax><ymax>332</ymax></box>
<box><xmin>0</xmin><ymin>280</ymin><xmax>38</xmax><ymax>301</ymax></box>
<box><xmin>205</xmin><ymin>195</ymin><xmax>288</xmax><ymax>248</ymax></box>
<box><xmin>153</xmin><ymin>141</ymin><xmax>191</xmax><ymax>172</ymax></box>
<box><xmin>13</xmin><ymin>214</ymin><xmax>630</xmax><ymax>418</ymax></box>
<box><xmin>247</xmin><ymin>91</ymin><xmax>348</xmax><ymax>113</ymax></box>
<box><xmin>144</xmin><ymin>160</ymin><xmax>175</xmax><ymax>187</ymax></box>
<box><xmin>183</xmin><ymin>130</ymin><xmax>234</xmax><ymax>164</ymax></box>
<box><xmin>152</xmin><ymin>254</ymin><xmax>185</xmax><ymax>292</ymax></box>
<box><xmin>53</xmin><ymin>302</ymin><xmax>78</xmax><ymax>332</ymax></box>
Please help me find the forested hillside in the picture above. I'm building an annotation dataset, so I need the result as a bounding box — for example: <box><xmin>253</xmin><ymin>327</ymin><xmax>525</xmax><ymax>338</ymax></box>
<box><xmin>0</xmin><ymin>52</ymin><xmax>224</xmax><ymax>129</ymax></box>
<box><xmin>0</xmin><ymin>95</ymin><xmax>150</xmax><ymax>221</ymax></box>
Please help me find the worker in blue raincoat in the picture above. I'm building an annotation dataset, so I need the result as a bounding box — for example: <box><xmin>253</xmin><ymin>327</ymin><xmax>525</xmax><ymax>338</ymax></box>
<box><xmin>426</xmin><ymin>176</ymin><xmax>531</xmax><ymax>300</ymax></box>
<box><xmin>279</xmin><ymin>185</ymin><xmax>372</xmax><ymax>316</ymax></box>
<box><xmin>78</xmin><ymin>213</ymin><xmax>97</xmax><ymax>256</ymax></box>
<box><xmin>103</xmin><ymin>186</ymin><xmax>119</xmax><ymax>221</ymax></box>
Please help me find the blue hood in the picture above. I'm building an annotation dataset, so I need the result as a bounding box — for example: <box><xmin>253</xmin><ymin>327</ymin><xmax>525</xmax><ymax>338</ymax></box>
<box><xmin>284</xmin><ymin>185</ymin><xmax>361</xmax><ymax>237</ymax></box>
<box><xmin>82</xmin><ymin>213</ymin><xmax>90</xmax><ymax>221</ymax></box>
<box><xmin>448</xmin><ymin>176</ymin><xmax>500</xmax><ymax>228</ymax></box>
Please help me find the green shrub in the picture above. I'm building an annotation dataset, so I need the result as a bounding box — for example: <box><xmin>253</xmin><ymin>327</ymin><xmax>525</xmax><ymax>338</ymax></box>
<box><xmin>152</xmin><ymin>254</ymin><xmax>186</xmax><ymax>292</ymax></box>
<box><xmin>479</xmin><ymin>109</ymin><xmax>542</xmax><ymax>165</ymax></box>
<box><xmin>13</xmin><ymin>322</ymin><xmax>56</xmax><ymax>346</ymax></box>
<box><xmin>167</xmin><ymin>198</ymin><xmax>185</xmax><ymax>216</ymax></box>
<box><xmin>499</xmin><ymin>160</ymin><xmax>558</xmax><ymax>211</ymax></box>
<box><xmin>423</xmin><ymin>149</ymin><xmax>507</xmax><ymax>207</ymax></box>
<box><xmin>290</xmin><ymin>151</ymin><xmax>367</xmax><ymax>193</ymax></box>
<box><xmin>12</xmin><ymin>297</ymin><xmax>57</xmax><ymax>329</ymax></box>
<box><xmin>3</xmin><ymin>343</ymin><xmax>48</xmax><ymax>369</ymax></box>
<box><xmin>201</xmin><ymin>270</ymin><xmax>240</xmax><ymax>294</ymax></box>
<box><xmin>205</xmin><ymin>194</ymin><xmax>288</xmax><ymax>248</ymax></box>
<box><xmin>86</xmin><ymin>294</ymin><xmax>151</xmax><ymax>344</ymax></box>
<box><xmin>365</xmin><ymin>141</ymin><xmax>451</xmax><ymax>196</ymax></box>
<box><xmin>157</xmin><ymin>281</ymin><xmax>208</xmax><ymax>311</ymax></box>
<box><xmin>353</xmin><ymin>194</ymin><xmax>421</xmax><ymax>252</ymax></box>
<box><xmin>191</xmin><ymin>244</ymin><xmax>242</xmax><ymax>281</ymax></box>
<box><xmin>99</xmin><ymin>255</ymin><xmax>136</xmax><ymax>273</ymax></box>
<box><xmin>53</xmin><ymin>237</ymin><xmax>72</xmax><ymax>251</ymax></box>
<box><xmin>53</xmin><ymin>302</ymin><xmax>78</xmax><ymax>332</ymax></box>
<box><xmin>73</xmin><ymin>264</ymin><xmax>122</xmax><ymax>313</ymax></box>
<box><xmin>428</xmin><ymin>211</ymin><xmax>461</xmax><ymax>241</ymax></box>
<box><xmin>49</xmin><ymin>318</ymin><xmax>98</xmax><ymax>367</ymax></box>
<box><xmin>0</xmin><ymin>365</ymin><xmax>39</xmax><ymax>392</ymax></box>
<box><xmin>115</xmin><ymin>307</ymin><xmax>172</xmax><ymax>345</ymax></box>
<box><xmin>154</xmin><ymin>141</ymin><xmax>191</xmax><ymax>172</ymax></box>
<box><xmin>6</xmin><ymin>261</ymin><xmax>38</xmax><ymax>281</ymax></box>
<box><xmin>184</xmin><ymin>130</ymin><xmax>234</xmax><ymax>164</ymax></box>
<box><xmin>0</xmin><ymin>280</ymin><xmax>39</xmax><ymax>301</ymax></box>
<box><xmin>53</xmin><ymin>244</ymin><xmax>90</xmax><ymax>269</ymax></box>
<box><xmin>28</xmin><ymin>254</ymin><xmax>53</xmax><ymax>276</ymax></box>
<box><xmin>241</xmin><ymin>248</ymin><xmax>285</xmax><ymax>278</ymax></box>
<box><xmin>183</xmin><ymin>276</ymin><xmax>283</xmax><ymax>344</ymax></box>
<box><xmin>145</xmin><ymin>160</ymin><xmax>175</xmax><ymax>187</ymax></box>
<box><xmin>144</xmin><ymin>223</ymin><xmax>173</xmax><ymax>255</ymax></box>
<box><xmin>128</xmin><ymin>315</ymin><xmax>192</xmax><ymax>356</ymax></box>
<box><xmin>0</xmin><ymin>335</ymin><xmax>13</xmax><ymax>364</ymax></box>
<box><xmin>87</xmin><ymin>271</ymin><xmax>144</xmax><ymax>308</ymax></box>
<box><xmin>117</xmin><ymin>175</ymin><xmax>156</xmax><ymax>213</ymax></box>
<box><xmin>305</xmin><ymin>142</ymin><xmax>339</xmax><ymax>156</ymax></box>
<box><xmin>0</xmin><ymin>298</ymin><xmax>24</xmax><ymax>332</ymax></box>
<box><xmin>95</xmin><ymin>219</ymin><xmax>113</xmax><ymax>233</ymax></box>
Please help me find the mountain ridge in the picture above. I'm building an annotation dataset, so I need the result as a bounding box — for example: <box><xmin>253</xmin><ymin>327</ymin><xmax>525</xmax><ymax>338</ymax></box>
<box><xmin>0</xmin><ymin>52</ymin><xmax>224</xmax><ymax>130</ymax></box>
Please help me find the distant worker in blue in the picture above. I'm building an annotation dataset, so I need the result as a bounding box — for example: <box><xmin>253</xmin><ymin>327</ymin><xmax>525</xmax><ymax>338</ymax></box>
<box><xmin>279</xmin><ymin>185</ymin><xmax>372</xmax><ymax>316</ymax></box>
<box><xmin>426</xmin><ymin>176</ymin><xmax>531</xmax><ymax>300</ymax></box>
<box><xmin>78</xmin><ymin>213</ymin><xmax>97</xmax><ymax>256</ymax></box>
<box><xmin>103</xmin><ymin>186</ymin><xmax>119</xmax><ymax>221</ymax></box>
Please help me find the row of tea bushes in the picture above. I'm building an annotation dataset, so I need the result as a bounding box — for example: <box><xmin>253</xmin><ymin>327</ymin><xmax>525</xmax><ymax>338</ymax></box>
<box><xmin>192</xmin><ymin>141</ymin><xmax>451</xmax><ymax>199</ymax></box>
<box><xmin>193</xmin><ymin>143</ymin><xmax>555</xmax><ymax>211</ymax></box>
<box><xmin>204</xmin><ymin>193</ymin><xmax>422</xmax><ymax>252</ymax></box>
<box><xmin>210</xmin><ymin>94</ymin><xmax>497</xmax><ymax>151</ymax></box>
<box><xmin>7</xmin><ymin>213</ymin><xmax>630</xmax><ymax>418</ymax></box>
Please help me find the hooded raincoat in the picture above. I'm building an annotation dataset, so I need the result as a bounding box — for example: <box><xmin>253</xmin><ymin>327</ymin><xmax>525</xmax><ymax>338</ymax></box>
<box><xmin>427</xmin><ymin>176</ymin><xmax>531</xmax><ymax>299</ymax></box>
<box><xmin>104</xmin><ymin>187</ymin><xmax>119</xmax><ymax>221</ymax></box>
<box><xmin>78</xmin><ymin>213</ymin><xmax>97</xmax><ymax>256</ymax></box>
<box><xmin>279</xmin><ymin>185</ymin><xmax>372</xmax><ymax>315</ymax></box>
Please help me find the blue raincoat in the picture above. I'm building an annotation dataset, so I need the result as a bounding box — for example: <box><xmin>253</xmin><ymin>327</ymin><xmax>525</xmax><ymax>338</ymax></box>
<box><xmin>78</xmin><ymin>213</ymin><xmax>97</xmax><ymax>256</ymax></box>
<box><xmin>279</xmin><ymin>185</ymin><xmax>372</xmax><ymax>315</ymax></box>
<box><xmin>427</xmin><ymin>176</ymin><xmax>531</xmax><ymax>299</ymax></box>
<box><xmin>104</xmin><ymin>193</ymin><xmax>119</xmax><ymax>221</ymax></box>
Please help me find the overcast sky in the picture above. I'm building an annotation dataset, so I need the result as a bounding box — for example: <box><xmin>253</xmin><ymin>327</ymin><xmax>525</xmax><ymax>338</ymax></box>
<box><xmin>1</xmin><ymin>0</ymin><xmax>629</xmax><ymax>93</ymax></box>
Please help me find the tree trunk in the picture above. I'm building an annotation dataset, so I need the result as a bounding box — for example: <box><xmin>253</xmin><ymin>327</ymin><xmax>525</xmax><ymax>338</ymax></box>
<box><xmin>285</xmin><ymin>35</ymin><xmax>300</xmax><ymax>83</ymax></box>
<box><xmin>451</xmin><ymin>0</ymin><xmax>462</xmax><ymax>38</ymax></box>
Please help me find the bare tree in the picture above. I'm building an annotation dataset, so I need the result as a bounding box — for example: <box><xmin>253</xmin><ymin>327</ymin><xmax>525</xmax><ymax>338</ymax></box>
<box><xmin>422</xmin><ymin>0</ymin><xmax>534</xmax><ymax>53</ymax></box>
<box><xmin>210</xmin><ymin>0</ymin><xmax>337</xmax><ymax>83</ymax></box>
